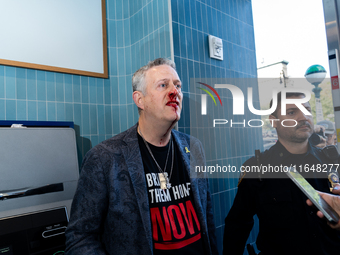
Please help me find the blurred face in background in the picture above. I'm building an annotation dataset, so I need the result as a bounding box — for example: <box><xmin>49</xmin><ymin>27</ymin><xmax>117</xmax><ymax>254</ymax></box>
<box><xmin>326</xmin><ymin>133</ymin><xmax>337</xmax><ymax>146</ymax></box>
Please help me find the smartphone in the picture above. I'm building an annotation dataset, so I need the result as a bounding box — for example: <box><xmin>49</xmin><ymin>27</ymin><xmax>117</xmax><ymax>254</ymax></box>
<box><xmin>286</xmin><ymin>168</ymin><xmax>340</xmax><ymax>224</ymax></box>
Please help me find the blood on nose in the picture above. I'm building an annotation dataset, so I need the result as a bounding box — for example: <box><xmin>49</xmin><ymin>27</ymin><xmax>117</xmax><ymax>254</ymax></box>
<box><xmin>169</xmin><ymin>89</ymin><xmax>178</xmax><ymax>100</ymax></box>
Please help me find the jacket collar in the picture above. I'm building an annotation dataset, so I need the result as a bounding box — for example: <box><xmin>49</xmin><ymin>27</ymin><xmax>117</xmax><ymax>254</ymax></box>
<box><xmin>122</xmin><ymin>123</ymin><xmax>192</xmax><ymax>172</ymax></box>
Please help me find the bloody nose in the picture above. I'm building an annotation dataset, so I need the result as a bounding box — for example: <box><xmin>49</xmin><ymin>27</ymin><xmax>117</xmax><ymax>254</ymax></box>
<box><xmin>169</xmin><ymin>89</ymin><xmax>178</xmax><ymax>99</ymax></box>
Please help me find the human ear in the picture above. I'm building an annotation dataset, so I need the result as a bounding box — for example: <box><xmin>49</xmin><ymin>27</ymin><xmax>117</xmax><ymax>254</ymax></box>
<box><xmin>133</xmin><ymin>91</ymin><xmax>144</xmax><ymax>110</ymax></box>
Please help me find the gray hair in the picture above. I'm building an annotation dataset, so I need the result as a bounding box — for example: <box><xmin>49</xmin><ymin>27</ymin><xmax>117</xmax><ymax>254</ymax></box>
<box><xmin>132</xmin><ymin>58</ymin><xmax>176</xmax><ymax>95</ymax></box>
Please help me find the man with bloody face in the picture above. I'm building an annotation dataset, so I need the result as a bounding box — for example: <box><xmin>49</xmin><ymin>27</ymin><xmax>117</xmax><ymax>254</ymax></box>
<box><xmin>223</xmin><ymin>92</ymin><xmax>340</xmax><ymax>255</ymax></box>
<box><xmin>65</xmin><ymin>58</ymin><xmax>218</xmax><ymax>255</ymax></box>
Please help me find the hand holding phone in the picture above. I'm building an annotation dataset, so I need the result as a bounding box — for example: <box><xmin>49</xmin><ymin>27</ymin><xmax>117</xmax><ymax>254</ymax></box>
<box><xmin>307</xmin><ymin>185</ymin><xmax>340</xmax><ymax>230</ymax></box>
<box><xmin>285</xmin><ymin>168</ymin><xmax>340</xmax><ymax>224</ymax></box>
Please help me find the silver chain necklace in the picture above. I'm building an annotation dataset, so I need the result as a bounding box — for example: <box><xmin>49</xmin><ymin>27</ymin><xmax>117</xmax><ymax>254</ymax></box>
<box><xmin>139</xmin><ymin>126</ymin><xmax>174</xmax><ymax>189</ymax></box>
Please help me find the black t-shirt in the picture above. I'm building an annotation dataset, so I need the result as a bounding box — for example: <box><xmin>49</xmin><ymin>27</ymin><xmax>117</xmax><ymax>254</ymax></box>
<box><xmin>138</xmin><ymin>134</ymin><xmax>205</xmax><ymax>255</ymax></box>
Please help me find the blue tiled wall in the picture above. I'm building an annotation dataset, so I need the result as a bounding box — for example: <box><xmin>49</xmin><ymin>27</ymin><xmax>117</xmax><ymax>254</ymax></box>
<box><xmin>0</xmin><ymin>0</ymin><xmax>172</xmax><ymax>164</ymax></box>
<box><xmin>107</xmin><ymin>0</ymin><xmax>172</xmax><ymax>141</ymax></box>
<box><xmin>171</xmin><ymin>0</ymin><xmax>262</xmax><ymax>254</ymax></box>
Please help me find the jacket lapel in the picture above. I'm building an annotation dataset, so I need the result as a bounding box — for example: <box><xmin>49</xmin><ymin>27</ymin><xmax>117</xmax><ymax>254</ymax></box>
<box><xmin>172</xmin><ymin>132</ymin><xmax>207</xmax><ymax>231</ymax></box>
<box><xmin>122</xmin><ymin>124</ymin><xmax>153</xmax><ymax>254</ymax></box>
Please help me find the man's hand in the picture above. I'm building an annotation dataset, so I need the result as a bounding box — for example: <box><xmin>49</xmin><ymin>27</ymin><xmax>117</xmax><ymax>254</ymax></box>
<box><xmin>306</xmin><ymin>185</ymin><xmax>340</xmax><ymax>230</ymax></box>
<box><xmin>314</xmin><ymin>136</ymin><xmax>327</xmax><ymax>148</ymax></box>
<box><xmin>314</xmin><ymin>125</ymin><xmax>325</xmax><ymax>134</ymax></box>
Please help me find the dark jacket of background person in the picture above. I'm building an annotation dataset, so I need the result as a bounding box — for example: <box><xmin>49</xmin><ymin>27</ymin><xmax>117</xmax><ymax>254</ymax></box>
<box><xmin>223</xmin><ymin>141</ymin><xmax>340</xmax><ymax>255</ymax></box>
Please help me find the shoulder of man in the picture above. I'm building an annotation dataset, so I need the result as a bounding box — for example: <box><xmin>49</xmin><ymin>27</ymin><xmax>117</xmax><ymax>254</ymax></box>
<box><xmin>84</xmin><ymin>124</ymin><xmax>138</xmax><ymax>159</ymax></box>
<box><xmin>243</xmin><ymin>146</ymin><xmax>274</xmax><ymax>167</ymax></box>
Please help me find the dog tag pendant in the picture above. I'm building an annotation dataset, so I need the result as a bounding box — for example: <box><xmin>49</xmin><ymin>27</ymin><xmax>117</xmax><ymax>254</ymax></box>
<box><xmin>159</xmin><ymin>173</ymin><xmax>167</xmax><ymax>189</ymax></box>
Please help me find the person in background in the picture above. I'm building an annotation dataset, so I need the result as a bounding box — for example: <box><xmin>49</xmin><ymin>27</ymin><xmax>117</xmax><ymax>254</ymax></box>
<box><xmin>318</xmin><ymin>120</ymin><xmax>337</xmax><ymax>146</ymax></box>
<box><xmin>65</xmin><ymin>58</ymin><xmax>218</xmax><ymax>255</ymax></box>
<box><xmin>223</xmin><ymin>92</ymin><xmax>340</xmax><ymax>255</ymax></box>
<box><xmin>310</xmin><ymin>124</ymin><xmax>327</xmax><ymax>148</ymax></box>
<box><xmin>326</xmin><ymin>132</ymin><xmax>337</xmax><ymax>146</ymax></box>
